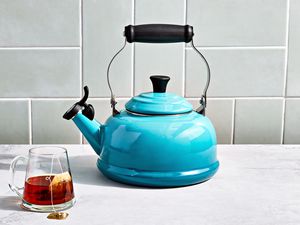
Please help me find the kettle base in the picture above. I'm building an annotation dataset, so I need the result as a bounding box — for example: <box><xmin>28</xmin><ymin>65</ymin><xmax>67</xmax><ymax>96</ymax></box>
<box><xmin>97</xmin><ymin>159</ymin><xmax>219</xmax><ymax>187</ymax></box>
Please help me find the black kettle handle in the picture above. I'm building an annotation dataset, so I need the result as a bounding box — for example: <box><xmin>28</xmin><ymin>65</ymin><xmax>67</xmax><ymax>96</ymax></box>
<box><xmin>124</xmin><ymin>24</ymin><xmax>193</xmax><ymax>43</ymax></box>
<box><xmin>107</xmin><ymin>24</ymin><xmax>210</xmax><ymax>116</ymax></box>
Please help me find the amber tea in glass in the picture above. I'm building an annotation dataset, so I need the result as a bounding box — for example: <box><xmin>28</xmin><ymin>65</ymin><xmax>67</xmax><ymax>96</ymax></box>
<box><xmin>23</xmin><ymin>174</ymin><xmax>74</xmax><ymax>205</ymax></box>
<box><xmin>9</xmin><ymin>147</ymin><xmax>75</xmax><ymax>212</ymax></box>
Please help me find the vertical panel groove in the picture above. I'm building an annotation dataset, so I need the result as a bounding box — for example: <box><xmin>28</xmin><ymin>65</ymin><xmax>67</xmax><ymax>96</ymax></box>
<box><xmin>231</xmin><ymin>99</ymin><xmax>236</xmax><ymax>144</ymax></box>
<box><xmin>28</xmin><ymin>99</ymin><xmax>32</xmax><ymax>144</ymax></box>
<box><xmin>183</xmin><ymin>0</ymin><xmax>187</xmax><ymax>97</ymax></box>
<box><xmin>282</xmin><ymin>0</ymin><xmax>291</xmax><ymax>144</ymax></box>
<box><xmin>80</xmin><ymin>0</ymin><xmax>84</xmax><ymax>143</ymax></box>
<box><xmin>132</xmin><ymin>0</ymin><xmax>136</xmax><ymax>96</ymax></box>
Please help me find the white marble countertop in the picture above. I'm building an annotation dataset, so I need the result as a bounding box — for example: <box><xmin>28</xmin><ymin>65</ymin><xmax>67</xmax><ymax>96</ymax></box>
<box><xmin>0</xmin><ymin>145</ymin><xmax>300</xmax><ymax>225</ymax></box>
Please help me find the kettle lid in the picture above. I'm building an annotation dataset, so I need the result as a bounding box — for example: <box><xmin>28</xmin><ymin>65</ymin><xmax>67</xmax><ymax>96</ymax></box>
<box><xmin>125</xmin><ymin>75</ymin><xmax>193</xmax><ymax>115</ymax></box>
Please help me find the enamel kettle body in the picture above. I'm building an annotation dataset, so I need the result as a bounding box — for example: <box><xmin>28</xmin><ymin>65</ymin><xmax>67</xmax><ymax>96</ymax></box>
<box><xmin>64</xmin><ymin>24</ymin><xmax>219</xmax><ymax>187</ymax></box>
<box><xmin>98</xmin><ymin>111</ymin><xmax>218</xmax><ymax>187</ymax></box>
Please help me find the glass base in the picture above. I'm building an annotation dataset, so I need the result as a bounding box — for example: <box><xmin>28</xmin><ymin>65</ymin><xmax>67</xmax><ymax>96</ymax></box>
<box><xmin>21</xmin><ymin>198</ymin><xmax>75</xmax><ymax>212</ymax></box>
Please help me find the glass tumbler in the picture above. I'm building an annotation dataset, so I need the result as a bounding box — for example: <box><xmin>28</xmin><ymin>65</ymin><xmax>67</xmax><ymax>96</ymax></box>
<box><xmin>8</xmin><ymin>146</ymin><xmax>75</xmax><ymax>212</ymax></box>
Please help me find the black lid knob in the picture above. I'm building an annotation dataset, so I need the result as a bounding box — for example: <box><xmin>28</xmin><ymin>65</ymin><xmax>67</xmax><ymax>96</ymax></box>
<box><xmin>150</xmin><ymin>75</ymin><xmax>170</xmax><ymax>93</ymax></box>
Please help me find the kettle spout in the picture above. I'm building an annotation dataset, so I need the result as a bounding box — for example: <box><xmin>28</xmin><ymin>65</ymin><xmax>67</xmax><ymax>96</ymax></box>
<box><xmin>63</xmin><ymin>86</ymin><xmax>103</xmax><ymax>155</ymax></box>
<box><xmin>72</xmin><ymin>113</ymin><xmax>103</xmax><ymax>155</ymax></box>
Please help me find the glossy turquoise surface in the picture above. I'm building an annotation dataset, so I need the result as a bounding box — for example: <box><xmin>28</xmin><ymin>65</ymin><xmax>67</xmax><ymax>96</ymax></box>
<box><xmin>72</xmin><ymin>110</ymin><xmax>219</xmax><ymax>187</ymax></box>
<box><xmin>125</xmin><ymin>92</ymin><xmax>193</xmax><ymax>115</ymax></box>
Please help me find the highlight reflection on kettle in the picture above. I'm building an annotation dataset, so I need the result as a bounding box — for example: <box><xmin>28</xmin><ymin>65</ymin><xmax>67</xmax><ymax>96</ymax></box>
<box><xmin>63</xmin><ymin>24</ymin><xmax>219</xmax><ymax>187</ymax></box>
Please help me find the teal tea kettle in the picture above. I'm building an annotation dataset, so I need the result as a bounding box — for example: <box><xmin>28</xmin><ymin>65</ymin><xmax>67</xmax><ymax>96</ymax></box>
<box><xmin>63</xmin><ymin>24</ymin><xmax>219</xmax><ymax>187</ymax></box>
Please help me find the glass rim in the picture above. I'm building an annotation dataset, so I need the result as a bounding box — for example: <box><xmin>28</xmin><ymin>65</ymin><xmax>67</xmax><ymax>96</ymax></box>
<box><xmin>29</xmin><ymin>146</ymin><xmax>67</xmax><ymax>156</ymax></box>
